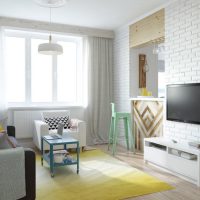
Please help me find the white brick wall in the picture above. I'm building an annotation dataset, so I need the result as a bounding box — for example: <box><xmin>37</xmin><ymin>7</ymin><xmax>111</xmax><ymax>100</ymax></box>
<box><xmin>113</xmin><ymin>0</ymin><xmax>200</xmax><ymax>144</ymax></box>
<box><xmin>113</xmin><ymin>26</ymin><xmax>130</xmax><ymax>146</ymax></box>
<box><xmin>113</xmin><ymin>26</ymin><xmax>130</xmax><ymax>112</ymax></box>
<box><xmin>165</xmin><ymin>0</ymin><xmax>200</xmax><ymax>143</ymax></box>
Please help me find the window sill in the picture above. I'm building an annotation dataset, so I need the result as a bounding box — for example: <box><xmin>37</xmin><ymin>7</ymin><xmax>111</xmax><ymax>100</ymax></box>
<box><xmin>8</xmin><ymin>105</ymin><xmax>85</xmax><ymax>111</ymax></box>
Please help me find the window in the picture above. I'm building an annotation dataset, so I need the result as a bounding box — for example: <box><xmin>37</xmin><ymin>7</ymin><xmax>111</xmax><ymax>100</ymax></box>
<box><xmin>4</xmin><ymin>29</ymin><xmax>83</xmax><ymax>106</ymax></box>
<box><xmin>5</xmin><ymin>37</ymin><xmax>25</xmax><ymax>102</ymax></box>
<box><xmin>31</xmin><ymin>39</ymin><xmax>52</xmax><ymax>102</ymax></box>
<box><xmin>57</xmin><ymin>41</ymin><xmax>77</xmax><ymax>103</ymax></box>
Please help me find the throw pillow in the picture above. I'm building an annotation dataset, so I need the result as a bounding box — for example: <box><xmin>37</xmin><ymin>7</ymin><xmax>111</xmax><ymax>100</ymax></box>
<box><xmin>0</xmin><ymin>132</ymin><xmax>16</xmax><ymax>149</ymax></box>
<box><xmin>8</xmin><ymin>136</ymin><xmax>17</xmax><ymax>148</ymax></box>
<box><xmin>6</xmin><ymin>136</ymin><xmax>17</xmax><ymax>148</ymax></box>
<box><xmin>70</xmin><ymin>119</ymin><xmax>78</xmax><ymax>130</ymax></box>
<box><xmin>0</xmin><ymin>124</ymin><xmax>4</xmax><ymax>132</ymax></box>
<box><xmin>44</xmin><ymin>116</ymin><xmax>71</xmax><ymax>130</ymax></box>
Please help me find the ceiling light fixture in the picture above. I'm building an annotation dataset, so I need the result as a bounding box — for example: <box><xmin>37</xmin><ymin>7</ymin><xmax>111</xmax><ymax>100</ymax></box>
<box><xmin>35</xmin><ymin>0</ymin><xmax>66</xmax><ymax>55</ymax></box>
<box><xmin>35</xmin><ymin>0</ymin><xmax>66</xmax><ymax>8</ymax></box>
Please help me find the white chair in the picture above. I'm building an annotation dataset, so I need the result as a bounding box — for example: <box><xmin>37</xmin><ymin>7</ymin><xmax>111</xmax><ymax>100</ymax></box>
<box><xmin>33</xmin><ymin>110</ymin><xmax>86</xmax><ymax>151</ymax></box>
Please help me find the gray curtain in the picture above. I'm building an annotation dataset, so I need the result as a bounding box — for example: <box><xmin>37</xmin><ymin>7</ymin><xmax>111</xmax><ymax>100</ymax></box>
<box><xmin>0</xmin><ymin>28</ymin><xmax>7</xmax><ymax>127</ymax></box>
<box><xmin>86</xmin><ymin>37</ymin><xmax>113</xmax><ymax>145</ymax></box>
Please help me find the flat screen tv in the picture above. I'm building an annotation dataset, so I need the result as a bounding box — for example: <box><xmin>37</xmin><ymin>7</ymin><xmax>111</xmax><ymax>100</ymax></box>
<box><xmin>167</xmin><ymin>83</ymin><xmax>200</xmax><ymax>124</ymax></box>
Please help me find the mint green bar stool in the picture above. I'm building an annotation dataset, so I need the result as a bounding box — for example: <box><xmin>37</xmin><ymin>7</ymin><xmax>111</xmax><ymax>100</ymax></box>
<box><xmin>108</xmin><ymin>103</ymin><xmax>134</xmax><ymax>155</ymax></box>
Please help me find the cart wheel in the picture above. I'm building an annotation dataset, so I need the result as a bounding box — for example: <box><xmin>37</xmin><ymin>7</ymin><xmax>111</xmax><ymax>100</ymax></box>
<box><xmin>51</xmin><ymin>173</ymin><xmax>54</xmax><ymax>177</ymax></box>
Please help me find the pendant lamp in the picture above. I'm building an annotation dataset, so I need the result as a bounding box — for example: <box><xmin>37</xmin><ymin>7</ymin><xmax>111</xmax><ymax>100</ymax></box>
<box><xmin>38</xmin><ymin>34</ymin><xmax>63</xmax><ymax>55</ymax></box>
<box><xmin>35</xmin><ymin>0</ymin><xmax>66</xmax><ymax>55</ymax></box>
<box><xmin>35</xmin><ymin>0</ymin><xmax>66</xmax><ymax>8</ymax></box>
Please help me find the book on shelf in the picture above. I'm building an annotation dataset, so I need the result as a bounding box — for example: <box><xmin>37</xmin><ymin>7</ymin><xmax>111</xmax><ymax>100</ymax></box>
<box><xmin>53</xmin><ymin>150</ymin><xmax>69</xmax><ymax>155</ymax></box>
<box><xmin>63</xmin><ymin>155</ymin><xmax>74</xmax><ymax>163</ymax></box>
<box><xmin>44</xmin><ymin>134</ymin><xmax>62</xmax><ymax>140</ymax></box>
<box><xmin>52</xmin><ymin>150</ymin><xmax>70</xmax><ymax>163</ymax></box>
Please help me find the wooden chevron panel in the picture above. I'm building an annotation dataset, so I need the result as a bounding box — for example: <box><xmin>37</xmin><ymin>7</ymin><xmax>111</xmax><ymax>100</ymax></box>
<box><xmin>132</xmin><ymin>100</ymin><xmax>163</xmax><ymax>151</ymax></box>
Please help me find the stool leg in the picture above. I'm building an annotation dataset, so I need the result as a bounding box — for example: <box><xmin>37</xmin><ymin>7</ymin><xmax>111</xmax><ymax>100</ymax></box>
<box><xmin>128</xmin><ymin>115</ymin><xmax>135</xmax><ymax>153</ymax></box>
<box><xmin>112</xmin><ymin>116</ymin><xmax>118</xmax><ymax>156</ymax></box>
<box><xmin>124</xmin><ymin>118</ymin><xmax>129</xmax><ymax>150</ymax></box>
<box><xmin>108</xmin><ymin>117</ymin><xmax>114</xmax><ymax>150</ymax></box>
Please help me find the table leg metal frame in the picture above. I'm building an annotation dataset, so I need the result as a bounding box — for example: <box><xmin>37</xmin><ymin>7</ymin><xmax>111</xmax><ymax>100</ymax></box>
<box><xmin>41</xmin><ymin>137</ymin><xmax>43</xmax><ymax>166</ymax></box>
<box><xmin>41</xmin><ymin>137</ymin><xmax>80</xmax><ymax>177</ymax></box>
<box><xmin>77</xmin><ymin>142</ymin><xmax>79</xmax><ymax>174</ymax></box>
<box><xmin>50</xmin><ymin>144</ymin><xmax>54</xmax><ymax>177</ymax></box>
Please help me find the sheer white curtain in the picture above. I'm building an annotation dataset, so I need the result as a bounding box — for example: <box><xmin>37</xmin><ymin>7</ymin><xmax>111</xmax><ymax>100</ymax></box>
<box><xmin>0</xmin><ymin>28</ymin><xmax>7</xmax><ymax>127</ymax></box>
<box><xmin>86</xmin><ymin>37</ymin><xmax>113</xmax><ymax>145</ymax></box>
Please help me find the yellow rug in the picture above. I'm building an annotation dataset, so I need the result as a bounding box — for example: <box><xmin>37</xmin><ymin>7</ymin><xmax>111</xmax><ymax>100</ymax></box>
<box><xmin>37</xmin><ymin>150</ymin><xmax>173</xmax><ymax>200</ymax></box>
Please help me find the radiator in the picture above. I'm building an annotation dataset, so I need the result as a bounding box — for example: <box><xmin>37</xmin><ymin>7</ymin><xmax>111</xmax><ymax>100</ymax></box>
<box><xmin>13</xmin><ymin>111</ymin><xmax>41</xmax><ymax>138</ymax></box>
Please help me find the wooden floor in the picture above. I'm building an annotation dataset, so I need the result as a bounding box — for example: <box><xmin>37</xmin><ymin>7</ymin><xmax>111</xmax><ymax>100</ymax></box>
<box><xmin>97</xmin><ymin>144</ymin><xmax>200</xmax><ymax>200</ymax></box>
<box><xmin>19</xmin><ymin>139</ymin><xmax>200</xmax><ymax>200</ymax></box>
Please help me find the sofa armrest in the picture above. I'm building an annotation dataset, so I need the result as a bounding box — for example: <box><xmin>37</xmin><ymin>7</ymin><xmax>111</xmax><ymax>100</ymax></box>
<box><xmin>33</xmin><ymin>120</ymin><xmax>49</xmax><ymax>150</ymax></box>
<box><xmin>7</xmin><ymin>126</ymin><xmax>15</xmax><ymax>137</ymax></box>
<box><xmin>71</xmin><ymin>119</ymin><xmax>86</xmax><ymax>147</ymax></box>
<box><xmin>0</xmin><ymin>148</ymin><xmax>36</xmax><ymax>200</ymax></box>
<box><xmin>19</xmin><ymin>149</ymin><xmax>36</xmax><ymax>200</ymax></box>
<box><xmin>34</xmin><ymin>120</ymin><xmax>49</xmax><ymax>137</ymax></box>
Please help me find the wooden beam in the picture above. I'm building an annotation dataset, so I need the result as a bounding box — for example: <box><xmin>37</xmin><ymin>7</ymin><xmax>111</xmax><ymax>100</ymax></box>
<box><xmin>129</xmin><ymin>9</ymin><xmax>165</xmax><ymax>48</ymax></box>
<box><xmin>0</xmin><ymin>16</ymin><xmax>114</xmax><ymax>38</ymax></box>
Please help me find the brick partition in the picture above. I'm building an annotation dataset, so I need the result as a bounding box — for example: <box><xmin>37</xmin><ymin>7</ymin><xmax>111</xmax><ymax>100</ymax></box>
<box><xmin>164</xmin><ymin>0</ymin><xmax>200</xmax><ymax>142</ymax></box>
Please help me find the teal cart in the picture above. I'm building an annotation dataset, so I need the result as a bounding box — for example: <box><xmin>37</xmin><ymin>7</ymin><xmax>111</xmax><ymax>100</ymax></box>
<box><xmin>41</xmin><ymin>135</ymin><xmax>79</xmax><ymax>177</ymax></box>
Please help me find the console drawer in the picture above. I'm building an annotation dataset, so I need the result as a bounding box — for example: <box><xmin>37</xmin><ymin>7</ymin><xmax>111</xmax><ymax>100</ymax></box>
<box><xmin>144</xmin><ymin>146</ymin><xmax>167</xmax><ymax>167</ymax></box>
<box><xmin>167</xmin><ymin>154</ymin><xmax>198</xmax><ymax>180</ymax></box>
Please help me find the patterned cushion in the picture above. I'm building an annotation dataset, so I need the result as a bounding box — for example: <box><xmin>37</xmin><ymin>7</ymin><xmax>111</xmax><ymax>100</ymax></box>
<box><xmin>44</xmin><ymin>116</ymin><xmax>71</xmax><ymax>130</ymax></box>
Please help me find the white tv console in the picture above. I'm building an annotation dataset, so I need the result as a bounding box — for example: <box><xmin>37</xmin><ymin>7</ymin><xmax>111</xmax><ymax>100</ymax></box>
<box><xmin>144</xmin><ymin>137</ymin><xmax>200</xmax><ymax>186</ymax></box>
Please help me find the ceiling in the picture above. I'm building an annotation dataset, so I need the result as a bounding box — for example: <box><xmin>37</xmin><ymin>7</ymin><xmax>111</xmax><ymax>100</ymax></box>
<box><xmin>0</xmin><ymin>0</ymin><xmax>168</xmax><ymax>30</ymax></box>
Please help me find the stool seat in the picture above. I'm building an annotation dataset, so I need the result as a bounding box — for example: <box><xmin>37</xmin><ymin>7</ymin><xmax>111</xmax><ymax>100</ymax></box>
<box><xmin>108</xmin><ymin>103</ymin><xmax>134</xmax><ymax>155</ymax></box>
<box><xmin>113</xmin><ymin>112</ymin><xmax>131</xmax><ymax>118</ymax></box>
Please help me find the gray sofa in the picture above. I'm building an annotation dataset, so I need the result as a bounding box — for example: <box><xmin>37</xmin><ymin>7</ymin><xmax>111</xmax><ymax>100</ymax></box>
<box><xmin>5</xmin><ymin>126</ymin><xmax>36</xmax><ymax>200</ymax></box>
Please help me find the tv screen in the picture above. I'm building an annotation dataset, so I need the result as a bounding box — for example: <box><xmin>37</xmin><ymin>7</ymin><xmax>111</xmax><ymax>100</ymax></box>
<box><xmin>167</xmin><ymin>83</ymin><xmax>200</xmax><ymax>124</ymax></box>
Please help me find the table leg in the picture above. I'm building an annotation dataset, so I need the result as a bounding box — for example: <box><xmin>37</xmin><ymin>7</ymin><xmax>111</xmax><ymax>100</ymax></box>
<box><xmin>41</xmin><ymin>137</ymin><xmax>43</xmax><ymax>166</ymax></box>
<box><xmin>64</xmin><ymin>144</ymin><xmax>67</xmax><ymax>150</ymax></box>
<box><xmin>77</xmin><ymin>142</ymin><xmax>79</xmax><ymax>174</ymax></box>
<box><xmin>50</xmin><ymin>144</ymin><xmax>54</xmax><ymax>177</ymax></box>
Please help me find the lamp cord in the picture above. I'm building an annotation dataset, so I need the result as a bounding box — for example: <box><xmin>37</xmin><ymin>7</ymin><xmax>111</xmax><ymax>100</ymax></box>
<box><xmin>49</xmin><ymin>7</ymin><xmax>52</xmax><ymax>42</ymax></box>
<box><xmin>49</xmin><ymin>7</ymin><xmax>51</xmax><ymax>25</ymax></box>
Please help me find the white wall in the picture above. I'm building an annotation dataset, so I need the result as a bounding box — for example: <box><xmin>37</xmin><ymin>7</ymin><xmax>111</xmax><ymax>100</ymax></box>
<box><xmin>164</xmin><ymin>0</ymin><xmax>200</xmax><ymax>142</ymax></box>
<box><xmin>130</xmin><ymin>44</ymin><xmax>158</xmax><ymax>97</ymax></box>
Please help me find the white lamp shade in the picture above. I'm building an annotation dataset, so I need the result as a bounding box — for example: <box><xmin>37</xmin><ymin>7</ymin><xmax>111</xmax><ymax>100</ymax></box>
<box><xmin>38</xmin><ymin>42</ymin><xmax>63</xmax><ymax>55</ymax></box>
